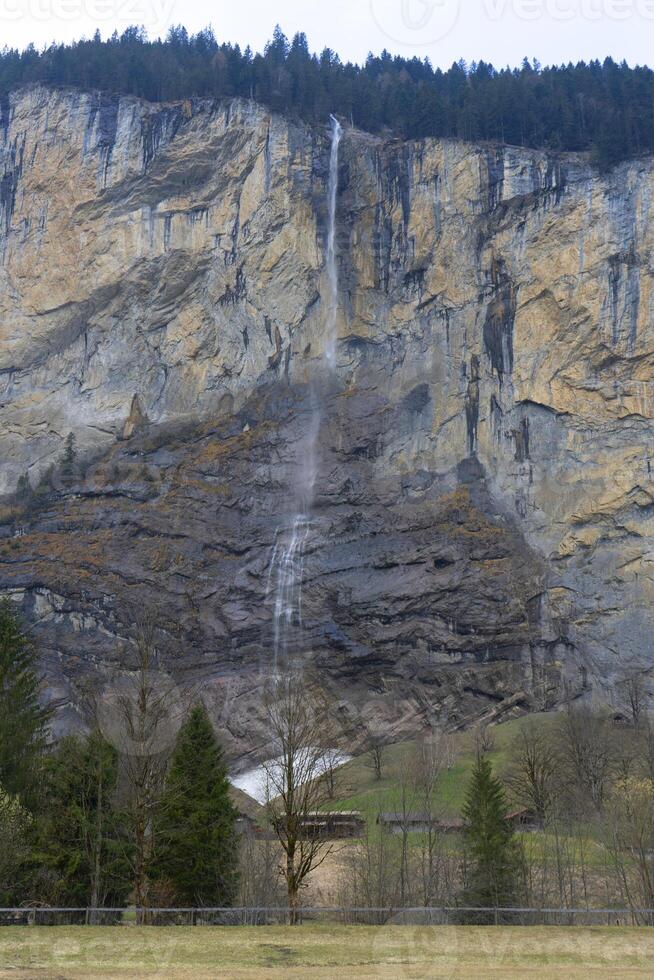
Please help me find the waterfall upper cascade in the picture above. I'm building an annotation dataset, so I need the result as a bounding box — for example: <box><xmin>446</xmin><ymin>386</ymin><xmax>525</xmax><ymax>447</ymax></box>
<box><xmin>266</xmin><ymin>115</ymin><xmax>342</xmax><ymax>674</ymax></box>
<box><xmin>325</xmin><ymin>115</ymin><xmax>342</xmax><ymax>367</ymax></box>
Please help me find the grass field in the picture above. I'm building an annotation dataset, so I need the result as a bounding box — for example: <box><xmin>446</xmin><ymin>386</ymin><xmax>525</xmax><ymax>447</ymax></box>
<box><xmin>0</xmin><ymin>925</ymin><xmax>652</xmax><ymax>978</ymax></box>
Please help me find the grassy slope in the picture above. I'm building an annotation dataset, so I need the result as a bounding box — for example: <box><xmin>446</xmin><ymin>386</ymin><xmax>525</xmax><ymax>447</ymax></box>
<box><xmin>1</xmin><ymin>925</ymin><xmax>652</xmax><ymax>978</ymax></box>
<box><xmin>328</xmin><ymin>713</ymin><xmax>558</xmax><ymax>823</ymax></box>
<box><xmin>323</xmin><ymin>712</ymin><xmax>612</xmax><ymax>870</ymax></box>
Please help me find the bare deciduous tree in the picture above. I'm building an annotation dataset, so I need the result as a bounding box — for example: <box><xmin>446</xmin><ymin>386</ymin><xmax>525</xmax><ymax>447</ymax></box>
<box><xmin>410</xmin><ymin>730</ymin><xmax>455</xmax><ymax>905</ymax></box>
<box><xmin>262</xmin><ymin>675</ymin><xmax>335</xmax><ymax>923</ymax></box>
<box><xmin>321</xmin><ymin>746</ymin><xmax>342</xmax><ymax>801</ymax></box>
<box><xmin>642</xmin><ymin>718</ymin><xmax>654</xmax><ymax>782</ymax></box>
<box><xmin>505</xmin><ymin>721</ymin><xmax>557</xmax><ymax>821</ymax></box>
<box><xmin>604</xmin><ymin>777</ymin><xmax>654</xmax><ymax>920</ymax></box>
<box><xmin>76</xmin><ymin>681</ymin><xmax>125</xmax><ymax>913</ymax></box>
<box><xmin>369</xmin><ymin>738</ymin><xmax>386</xmax><ymax>782</ymax></box>
<box><xmin>339</xmin><ymin>798</ymin><xmax>402</xmax><ymax>920</ymax></box>
<box><xmin>618</xmin><ymin>670</ymin><xmax>647</xmax><ymax>729</ymax></box>
<box><xmin>558</xmin><ymin>706</ymin><xmax>614</xmax><ymax>813</ymax></box>
<box><xmin>238</xmin><ymin>829</ymin><xmax>286</xmax><ymax>913</ymax></box>
<box><xmin>474</xmin><ymin>722</ymin><xmax>495</xmax><ymax>755</ymax></box>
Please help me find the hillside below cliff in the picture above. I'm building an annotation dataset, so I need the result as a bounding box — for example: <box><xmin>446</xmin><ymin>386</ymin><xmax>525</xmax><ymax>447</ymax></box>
<box><xmin>1</xmin><ymin>85</ymin><xmax>652</xmax><ymax>761</ymax></box>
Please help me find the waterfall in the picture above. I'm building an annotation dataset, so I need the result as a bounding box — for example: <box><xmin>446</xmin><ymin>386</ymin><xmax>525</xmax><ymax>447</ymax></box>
<box><xmin>267</xmin><ymin>515</ymin><xmax>311</xmax><ymax>671</ymax></box>
<box><xmin>266</xmin><ymin>116</ymin><xmax>342</xmax><ymax>674</ymax></box>
<box><xmin>325</xmin><ymin>115</ymin><xmax>342</xmax><ymax>367</ymax></box>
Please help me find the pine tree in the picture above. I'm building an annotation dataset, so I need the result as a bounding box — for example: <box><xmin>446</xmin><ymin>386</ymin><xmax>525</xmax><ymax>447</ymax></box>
<box><xmin>155</xmin><ymin>705</ymin><xmax>239</xmax><ymax>906</ymax></box>
<box><xmin>61</xmin><ymin>432</ymin><xmax>76</xmax><ymax>482</ymax></box>
<box><xmin>0</xmin><ymin>599</ymin><xmax>49</xmax><ymax>805</ymax></box>
<box><xmin>36</xmin><ymin>730</ymin><xmax>131</xmax><ymax>907</ymax></box>
<box><xmin>461</xmin><ymin>754</ymin><xmax>522</xmax><ymax>917</ymax></box>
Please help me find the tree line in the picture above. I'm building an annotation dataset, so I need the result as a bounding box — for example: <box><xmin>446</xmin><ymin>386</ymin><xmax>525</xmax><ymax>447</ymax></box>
<box><xmin>341</xmin><ymin>702</ymin><xmax>654</xmax><ymax>920</ymax></box>
<box><xmin>0</xmin><ymin>597</ymin><xmax>363</xmax><ymax>918</ymax></box>
<box><xmin>0</xmin><ymin>600</ymin><xmax>239</xmax><ymax>911</ymax></box>
<box><xmin>2</xmin><ymin>594</ymin><xmax>653</xmax><ymax>918</ymax></box>
<box><xmin>1</xmin><ymin>26</ymin><xmax>653</xmax><ymax>169</ymax></box>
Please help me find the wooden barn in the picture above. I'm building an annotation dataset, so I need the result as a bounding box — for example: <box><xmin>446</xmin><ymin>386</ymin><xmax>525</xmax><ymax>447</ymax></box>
<box><xmin>296</xmin><ymin>811</ymin><xmax>365</xmax><ymax>840</ymax></box>
<box><xmin>505</xmin><ymin>806</ymin><xmax>543</xmax><ymax>831</ymax></box>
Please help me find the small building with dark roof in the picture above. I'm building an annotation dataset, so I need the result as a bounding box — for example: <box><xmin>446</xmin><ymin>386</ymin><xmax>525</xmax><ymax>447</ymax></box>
<box><xmin>504</xmin><ymin>806</ymin><xmax>543</xmax><ymax>831</ymax></box>
<box><xmin>377</xmin><ymin>813</ymin><xmax>467</xmax><ymax>835</ymax></box>
<box><xmin>294</xmin><ymin>811</ymin><xmax>365</xmax><ymax>840</ymax></box>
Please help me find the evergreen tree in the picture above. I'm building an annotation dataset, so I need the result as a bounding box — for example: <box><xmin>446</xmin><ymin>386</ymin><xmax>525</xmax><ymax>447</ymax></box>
<box><xmin>155</xmin><ymin>705</ymin><xmax>238</xmax><ymax>906</ymax></box>
<box><xmin>461</xmin><ymin>754</ymin><xmax>523</xmax><ymax>917</ymax></box>
<box><xmin>36</xmin><ymin>730</ymin><xmax>131</xmax><ymax>907</ymax></box>
<box><xmin>61</xmin><ymin>432</ymin><xmax>76</xmax><ymax>482</ymax></box>
<box><xmin>0</xmin><ymin>785</ymin><xmax>32</xmax><ymax>904</ymax></box>
<box><xmin>0</xmin><ymin>599</ymin><xmax>49</xmax><ymax>804</ymax></box>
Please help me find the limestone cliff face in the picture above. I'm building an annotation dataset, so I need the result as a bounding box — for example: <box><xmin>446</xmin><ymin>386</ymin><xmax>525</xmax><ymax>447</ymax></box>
<box><xmin>1</xmin><ymin>85</ymin><xmax>652</xmax><ymax>757</ymax></box>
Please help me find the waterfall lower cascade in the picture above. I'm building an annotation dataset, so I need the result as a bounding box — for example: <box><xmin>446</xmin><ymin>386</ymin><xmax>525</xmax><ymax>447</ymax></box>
<box><xmin>266</xmin><ymin>115</ymin><xmax>342</xmax><ymax>674</ymax></box>
<box><xmin>267</xmin><ymin>515</ymin><xmax>311</xmax><ymax>670</ymax></box>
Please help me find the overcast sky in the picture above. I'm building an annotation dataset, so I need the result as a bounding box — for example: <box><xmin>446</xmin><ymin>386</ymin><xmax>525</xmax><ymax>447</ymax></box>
<box><xmin>2</xmin><ymin>0</ymin><xmax>652</xmax><ymax>68</ymax></box>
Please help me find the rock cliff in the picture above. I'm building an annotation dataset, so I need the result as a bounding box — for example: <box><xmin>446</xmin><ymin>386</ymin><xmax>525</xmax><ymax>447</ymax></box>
<box><xmin>1</xmin><ymin>85</ymin><xmax>652</xmax><ymax>760</ymax></box>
